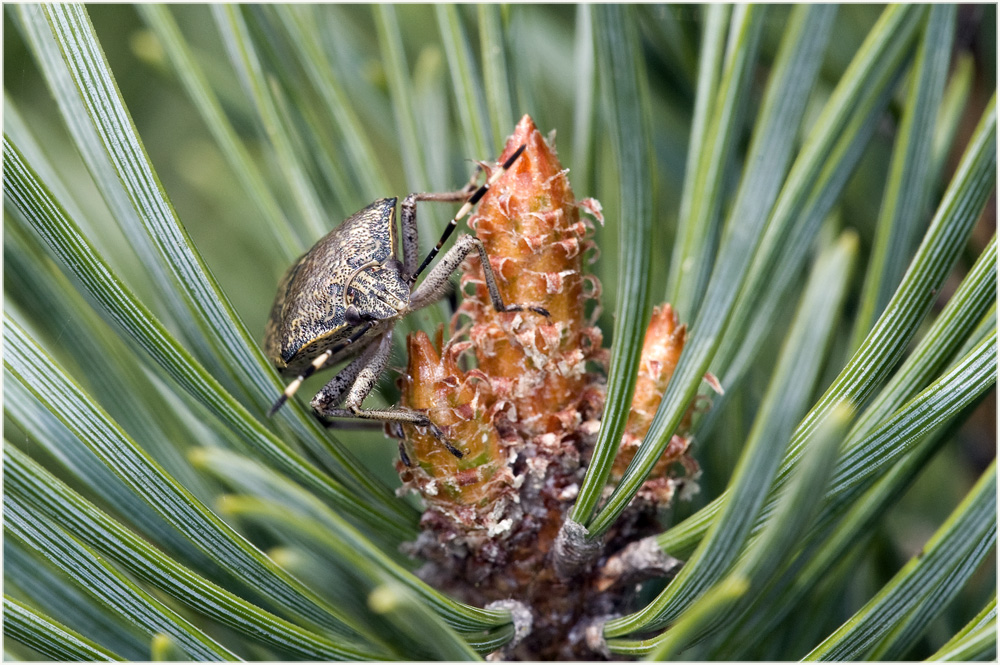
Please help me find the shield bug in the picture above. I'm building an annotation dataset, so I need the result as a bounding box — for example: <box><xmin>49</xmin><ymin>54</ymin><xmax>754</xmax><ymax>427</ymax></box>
<box><xmin>265</xmin><ymin>145</ymin><xmax>546</xmax><ymax>458</ymax></box>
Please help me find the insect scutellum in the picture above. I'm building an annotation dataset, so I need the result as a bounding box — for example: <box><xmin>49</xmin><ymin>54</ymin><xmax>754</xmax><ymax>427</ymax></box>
<box><xmin>264</xmin><ymin>144</ymin><xmax>545</xmax><ymax>459</ymax></box>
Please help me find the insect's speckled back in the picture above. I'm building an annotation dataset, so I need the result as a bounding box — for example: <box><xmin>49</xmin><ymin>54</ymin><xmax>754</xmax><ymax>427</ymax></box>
<box><xmin>264</xmin><ymin>197</ymin><xmax>402</xmax><ymax>371</ymax></box>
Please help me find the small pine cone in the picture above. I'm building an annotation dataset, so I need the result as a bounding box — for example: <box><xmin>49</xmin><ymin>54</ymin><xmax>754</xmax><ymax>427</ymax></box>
<box><xmin>395</xmin><ymin>116</ymin><xmax>607</xmax><ymax>603</ymax></box>
<box><xmin>459</xmin><ymin>114</ymin><xmax>605</xmax><ymax>437</ymax></box>
<box><xmin>627</xmin><ymin>304</ymin><xmax>687</xmax><ymax>436</ymax></box>
<box><xmin>613</xmin><ymin>304</ymin><xmax>696</xmax><ymax>505</ymax></box>
<box><xmin>396</xmin><ymin>328</ymin><xmax>515</xmax><ymax>515</ymax></box>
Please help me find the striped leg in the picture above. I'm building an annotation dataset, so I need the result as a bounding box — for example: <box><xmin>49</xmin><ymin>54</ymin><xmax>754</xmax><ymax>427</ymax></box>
<box><xmin>405</xmin><ymin>144</ymin><xmax>526</xmax><ymax>287</ymax></box>
<box><xmin>399</xmin><ymin>173</ymin><xmax>480</xmax><ymax>280</ymax></box>
<box><xmin>309</xmin><ymin>335</ymin><xmax>385</xmax><ymax>414</ymax></box>
<box><xmin>267</xmin><ymin>322</ymin><xmax>375</xmax><ymax>416</ymax></box>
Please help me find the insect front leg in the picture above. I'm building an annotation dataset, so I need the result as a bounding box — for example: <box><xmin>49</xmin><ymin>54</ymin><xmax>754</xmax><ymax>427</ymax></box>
<box><xmin>408</xmin><ymin>234</ymin><xmax>550</xmax><ymax>317</ymax></box>
<box><xmin>399</xmin><ymin>183</ymin><xmax>478</xmax><ymax>281</ymax></box>
<box><xmin>405</xmin><ymin>144</ymin><xmax>527</xmax><ymax>286</ymax></box>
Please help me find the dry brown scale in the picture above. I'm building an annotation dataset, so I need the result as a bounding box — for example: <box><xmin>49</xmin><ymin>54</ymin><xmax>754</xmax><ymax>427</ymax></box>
<box><xmin>393</xmin><ymin>115</ymin><xmax>711</xmax><ymax>660</ymax></box>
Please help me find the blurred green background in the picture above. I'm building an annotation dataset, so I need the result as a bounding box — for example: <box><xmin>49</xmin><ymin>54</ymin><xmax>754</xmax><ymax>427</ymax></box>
<box><xmin>5</xmin><ymin>5</ymin><xmax>995</xmax><ymax>657</ymax></box>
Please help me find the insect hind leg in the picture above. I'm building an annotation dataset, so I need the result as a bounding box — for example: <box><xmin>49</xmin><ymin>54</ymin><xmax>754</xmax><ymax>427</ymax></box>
<box><xmin>309</xmin><ymin>331</ymin><xmax>465</xmax><ymax>460</ymax></box>
<box><xmin>310</xmin><ymin>335</ymin><xmax>384</xmax><ymax>415</ymax></box>
<box><xmin>320</xmin><ymin>407</ymin><xmax>464</xmax><ymax>459</ymax></box>
<box><xmin>268</xmin><ymin>323</ymin><xmax>374</xmax><ymax>416</ymax></box>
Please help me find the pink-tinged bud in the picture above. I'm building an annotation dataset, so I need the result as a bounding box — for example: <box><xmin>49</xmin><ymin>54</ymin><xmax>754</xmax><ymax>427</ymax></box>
<box><xmin>397</xmin><ymin>329</ymin><xmax>511</xmax><ymax>509</ymax></box>
<box><xmin>459</xmin><ymin>115</ymin><xmax>604</xmax><ymax>435</ymax></box>
<box><xmin>612</xmin><ymin>304</ymin><xmax>696</xmax><ymax>504</ymax></box>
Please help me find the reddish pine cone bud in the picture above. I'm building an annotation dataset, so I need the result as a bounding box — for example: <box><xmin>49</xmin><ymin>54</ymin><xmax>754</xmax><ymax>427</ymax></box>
<box><xmin>397</xmin><ymin>328</ymin><xmax>514</xmax><ymax>512</ymax></box>
<box><xmin>459</xmin><ymin>115</ymin><xmax>605</xmax><ymax>436</ymax></box>
<box><xmin>614</xmin><ymin>304</ymin><xmax>696</xmax><ymax>503</ymax></box>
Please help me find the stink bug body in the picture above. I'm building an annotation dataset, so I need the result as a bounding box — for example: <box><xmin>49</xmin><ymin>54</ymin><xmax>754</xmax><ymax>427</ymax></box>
<box><xmin>265</xmin><ymin>145</ymin><xmax>545</xmax><ymax>457</ymax></box>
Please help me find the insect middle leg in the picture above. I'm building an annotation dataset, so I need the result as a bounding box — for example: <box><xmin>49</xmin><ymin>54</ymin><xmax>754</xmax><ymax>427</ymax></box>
<box><xmin>408</xmin><ymin>233</ymin><xmax>549</xmax><ymax>317</ymax></box>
